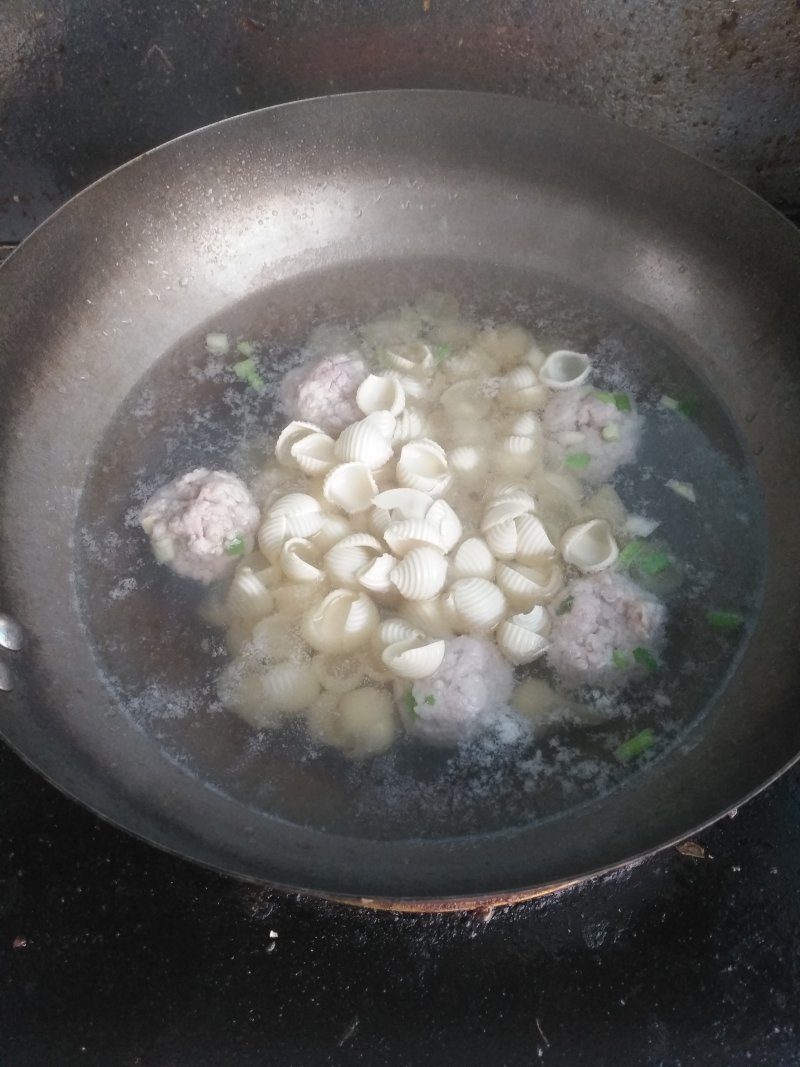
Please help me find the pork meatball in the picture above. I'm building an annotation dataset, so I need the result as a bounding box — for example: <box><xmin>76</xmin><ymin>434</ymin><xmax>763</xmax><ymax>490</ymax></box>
<box><xmin>397</xmin><ymin>636</ymin><xmax>514</xmax><ymax>747</ymax></box>
<box><xmin>543</xmin><ymin>386</ymin><xmax>641</xmax><ymax>485</ymax></box>
<box><xmin>280</xmin><ymin>351</ymin><xmax>370</xmax><ymax>434</ymax></box>
<box><xmin>140</xmin><ymin>468</ymin><xmax>260</xmax><ymax>584</ymax></box>
<box><xmin>546</xmin><ymin>571</ymin><xmax>666</xmax><ymax>687</ymax></box>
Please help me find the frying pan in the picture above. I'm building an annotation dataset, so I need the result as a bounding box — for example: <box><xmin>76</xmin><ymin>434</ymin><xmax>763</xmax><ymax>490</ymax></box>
<box><xmin>1</xmin><ymin>91</ymin><xmax>799</xmax><ymax>906</ymax></box>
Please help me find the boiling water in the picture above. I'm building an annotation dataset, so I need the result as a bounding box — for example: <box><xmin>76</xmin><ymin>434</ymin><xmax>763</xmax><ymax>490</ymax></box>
<box><xmin>74</xmin><ymin>260</ymin><xmax>765</xmax><ymax>839</ymax></box>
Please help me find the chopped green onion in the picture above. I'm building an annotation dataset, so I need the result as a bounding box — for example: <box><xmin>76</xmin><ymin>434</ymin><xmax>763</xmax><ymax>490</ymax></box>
<box><xmin>707</xmin><ymin>611</ymin><xmax>745</xmax><ymax>632</ymax></box>
<box><xmin>225</xmin><ymin>536</ymin><xmax>245</xmax><ymax>557</ymax></box>
<box><xmin>431</xmin><ymin>344</ymin><xmax>450</xmax><ymax>364</ymax></box>
<box><xmin>236</xmin><ymin>340</ymin><xmax>256</xmax><ymax>357</ymax></box>
<box><xmin>595</xmin><ymin>390</ymin><xmax>616</xmax><ymax>406</ymax></box>
<box><xmin>233</xmin><ymin>357</ymin><xmax>266</xmax><ymax>394</ymax></box>
<box><xmin>555</xmin><ymin>595</ymin><xmax>574</xmax><ymax>616</ymax></box>
<box><xmin>423</xmin><ymin>694</ymin><xmax>436</xmax><ymax>705</ymax></box>
<box><xmin>660</xmin><ymin>394</ymin><xmax>680</xmax><ymax>411</ymax></box>
<box><xmin>152</xmin><ymin>537</ymin><xmax>176</xmax><ymax>564</ymax></box>
<box><xmin>633</xmin><ymin>647</ymin><xmax>659</xmax><ymax>672</ymax></box>
<box><xmin>612</xmin><ymin>649</ymin><xmax>630</xmax><ymax>670</ymax></box>
<box><xmin>665</xmin><ymin>479</ymin><xmax>696</xmax><ymax>503</ymax></box>
<box><xmin>615</xmin><ymin>728</ymin><xmax>656</xmax><ymax>764</ymax></box>
<box><xmin>601</xmin><ymin>423</ymin><xmax>621</xmax><ymax>442</ymax></box>
<box><xmin>639</xmin><ymin>550</ymin><xmax>670</xmax><ymax>576</ymax></box>
<box><xmin>565</xmin><ymin>452</ymin><xmax>591</xmax><ymax>470</ymax></box>
<box><xmin>619</xmin><ymin>540</ymin><xmax>644</xmax><ymax>566</ymax></box>
<box><xmin>613</xmin><ymin>393</ymin><xmax>632</xmax><ymax>412</ymax></box>
<box><xmin>660</xmin><ymin>394</ymin><xmax>701</xmax><ymax>419</ymax></box>
<box><xmin>402</xmin><ymin>688</ymin><xmax>418</xmax><ymax>719</ymax></box>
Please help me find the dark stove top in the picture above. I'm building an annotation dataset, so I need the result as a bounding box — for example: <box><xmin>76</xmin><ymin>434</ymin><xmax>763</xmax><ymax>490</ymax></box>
<box><xmin>2</xmin><ymin>739</ymin><xmax>800</xmax><ymax>1066</ymax></box>
<box><xmin>2</xmin><ymin>3</ymin><xmax>800</xmax><ymax>1060</ymax></box>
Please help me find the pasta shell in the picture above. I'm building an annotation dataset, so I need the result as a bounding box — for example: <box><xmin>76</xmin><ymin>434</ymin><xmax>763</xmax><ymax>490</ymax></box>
<box><xmin>311</xmin><ymin>652</ymin><xmax>367</xmax><ymax>694</ymax></box>
<box><xmin>368</xmin><ymin>506</ymin><xmax>394</xmax><ymax>537</ymax></box>
<box><xmin>302</xmin><ymin>589</ymin><xmax>379</xmax><ymax>653</ymax></box>
<box><xmin>539</xmin><ymin>350</ymin><xmax>592</xmax><ymax>390</ymax></box>
<box><xmin>372</xmin><ymin>487</ymin><xmax>432</xmax><ymax>519</ymax></box>
<box><xmin>497</xmin><ymin>619</ymin><xmax>550</xmax><ymax>665</ymax></box>
<box><xmin>494</xmin><ymin>483</ymin><xmax>538</xmax><ymax>512</ymax></box>
<box><xmin>502</xmin><ymin>434</ymin><xmax>537</xmax><ymax>457</ymax></box>
<box><xmin>452</xmin><ymin>537</ymin><xmax>496</xmax><ymax>580</ymax></box>
<box><xmin>560</xmin><ymin>519</ymin><xmax>619</xmax><ymax>572</ymax></box>
<box><xmin>384</xmin><ymin>519</ymin><xmax>445</xmax><ymax>555</ymax></box>
<box><xmin>269</xmin><ymin>493</ymin><xmax>324</xmax><ymax>538</ymax></box>
<box><xmin>510</xmin><ymin>413</ymin><xmax>541</xmax><ymax>437</ymax></box>
<box><xmin>262</xmin><ymin>662</ymin><xmax>321</xmax><ymax>716</ymax></box>
<box><xmin>257</xmin><ymin>513</ymin><xmax>288</xmax><ymax>562</ymax></box>
<box><xmin>362</xmin><ymin>410</ymin><xmax>397</xmax><ymax>440</ymax></box>
<box><xmin>313</xmin><ymin>512</ymin><xmax>353</xmax><ymax>553</ymax></box>
<box><xmin>443</xmin><ymin>348</ymin><xmax>484</xmax><ymax>382</ymax></box>
<box><xmin>449</xmin><ymin>445</ymin><xmax>486</xmax><ymax>479</ymax></box>
<box><xmin>290</xmin><ymin>432</ymin><xmax>337</xmax><ymax>476</ymax></box>
<box><xmin>226</xmin><ymin>568</ymin><xmax>274</xmax><ymax>621</ymax></box>
<box><xmin>482</xmin><ymin>498</ymin><xmax>533</xmax><ymax>530</ymax></box>
<box><xmin>323</xmin><ymin>462</ymin><xmax>379</xmax><ymax>513</ymax></box>
<box><xmin>334</xmin><ymin>418</ymin><xmax>394</xmax><ymax>470</ymax></box>
<box><xmin>308</xmin><ymin>687</ymin><xmax>397</xmax><ymax>760</ymax></box>
<box><xmin>275</xmin><ymin>421</ymin><xmax>324</xmax><ymax>467</ymax></box>
<box><xmin>389</xmin><ymin>546</ymin><xmax>448</xmax><ymax>600</ymax></box>
<box><xmin>324</xmin><ymin>533</ymin><xmax>383</xmax><ymax>589</ymax></box>
<box><xmin>399</xmin><ymin>595</ymin><xmax>455</xmax><ymax>639</ymax></box>
<box><xmin>381</xmin><ymin>636</ymin><xmax>446</xmax><ymax>679</ymax></box>
<box><xmin>389</xmin><ymin>372</ymin><xmax>428</xmax><ymax>401</ymax></box>
<box><xmin>385</xmin><ymin>341</ymin><xmax>435</xmax><ymax>377</ymax></box>
<box><xmin>439</xmin><ymin>380</ymin><xmax>492</xmax><ymax>420</ymax></box>
<box><xmin>514</xmin><ymin>513</ymin><xmax>557</xmax><ymax>562</ymax></box>
<box><xmin>425</xmin><ymin>499</ymin><xmax>462</xmax><ymax>552</ymax></box>
<box><xmin>523</xmin><ymin>341</ymin><xmax>548</xmax><ymax>372</ymax></box>
<box><xmin>396</xmin><ymin>439</ymin><xmax>451</xmax><ymax>497</ymax></box>
<box><xmin>496</xmin><ymin>560</ymin><xmax>564</xmax><ymax>608</ymax></box>
<box><xmin>375</xmin><ymin>618</ymin><xmax>423</xmax><ymax>650</ymax></box>
<box><xmin>485</xmin><ymin>519</ymin><xmax>518</xmax><ymax>560</ymax></box>
<box><xmin>250</xmin><ymin>614</ymin><xmax>299</xmax><ymax>663</ymax></box>
<box><xmin>279</xmin><ymin>538</ymin><xmax>325</xmax><ymax>583</ymax></box>
<box><xmin>357</xmin><ymin>552</ymin><xmax>400</xmax><ymax>595</ymax></box>
<box><xmin>356</xmin><ymin>373</ymin><xmax>406</xmax><ymax>417</ymax></box>
<box><xmin>392</xmin><ymin>407</ymin><xmax>427</xmax><ymax>446</ymax></box>
<box><xmin>445</xmin><ymin>578</ymin><xmax>507</xmax><ymax>633</ymax></box>
<box><xmin>500</xmin><ymin>365</ymin><xmax>548</xmax><ymax>409</ymax></box>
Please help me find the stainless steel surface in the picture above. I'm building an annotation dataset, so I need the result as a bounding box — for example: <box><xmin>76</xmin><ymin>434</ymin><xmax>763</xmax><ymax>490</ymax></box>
<box><xmin>0</xmin><ymin>91</ymin><xmax>799</xmax><ymax>901</ymax></box>
<box><xmin>0</xmin><ymin>0</ymin><xmax>798</xmax><ymax>241</ymax></box>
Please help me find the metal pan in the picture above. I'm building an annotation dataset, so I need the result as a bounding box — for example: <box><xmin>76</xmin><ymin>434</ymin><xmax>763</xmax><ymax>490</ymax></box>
<box><xmin>1</xmin><ymin>91</ymin><xmax>799</xmax><ymax>905</ymax></box>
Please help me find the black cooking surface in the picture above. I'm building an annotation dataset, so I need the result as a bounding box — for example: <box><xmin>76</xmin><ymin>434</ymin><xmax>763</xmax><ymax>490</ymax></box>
<box><xmin>2</xmin><ymin>2</ymin><xmax>800</xmax><ymax>1062</ymax></box>
<box><xmin>2</xmin><ymin>739</ymin><xmax>800</xmax><ymax>1066</ymax></box>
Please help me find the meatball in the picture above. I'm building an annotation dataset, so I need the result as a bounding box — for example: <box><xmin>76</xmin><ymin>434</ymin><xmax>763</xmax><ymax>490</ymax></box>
<box><xmin>280</xmin><ymin>351</ymin><xmax>370</xmax><ymax>434</ymax></box>
<box><xmin>543</xmin><ymin>387</ymin><xmax>641</xmax><ymax>485</ymax></box>
<box><xmin>140</xmin><ymin>468</ymin><xmax>260</xmax><ymax>584</ymax></box>
<box><xmin>546</xmin><ymin>572</ymin><xmax>666</xmax><ymax>687</ymax></box>
<box><xmin>397</xmin><ymin>636</ymin><xmax>514</xmax><ymax>747</ymax></box>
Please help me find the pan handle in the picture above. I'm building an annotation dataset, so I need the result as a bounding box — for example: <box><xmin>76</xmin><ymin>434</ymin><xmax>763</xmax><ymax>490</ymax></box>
<box><xmin>0</xmin><ymin>614</ymin><xmax>24</xmax><ymax>691</ymax></box>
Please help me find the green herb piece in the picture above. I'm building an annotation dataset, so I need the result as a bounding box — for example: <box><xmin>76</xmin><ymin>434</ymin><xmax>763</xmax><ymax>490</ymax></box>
<box><xmin>660</xmin><ymin>395</ymin><xmax>680</xmax><ymax>411</ymax></box>
<box><xmin>423</xmin><ymin>694</ymin><xmax>436</xmax><ymax>706</ymax></box>
<box><xmin>402</xmin><ymin>688</ymin><xmax>418</xmax><ymax>719</ymax></box>
<box><xmin>225</xmin><ymin>536</ymin><xmax>245</xmax><ymax>557</ymax></box>
<box><xmin>639</xmin><ymin>550</ymin><xmax>670</xmax><ymax>576</ymax></box>
<box><xmin>619</xmin><ymin>540</ymin><xmax>644</xmax><ymax>567</ymax></box>
<box><xmin>601</xmin><ymin>424</ymin><xmax>621</xmax><ymax>442</ymax></box>
<box><xmin>431</xmin><ymin>344</ymin><xmax>450</xmax><ymax>364</ymax></box>
<box><xmin>707</xmin><ymin>610</ymin><xmax>745</xmax><ymax>633</ymax></box>
<box><xmin>555</xmin><ymin>595</ymin><xmax>574</xmax><ymax>616</ymax></box>
<box><xmin>595</xmin><ymin>390</ymin><xmax>616</xmax><ymax>406</ymax></box>
<box><xmin>615</xmin><ymin>728</ymin><xmax>656</xmax><ymax>764</ymax></box>
<box><xmin>633</xmin><ymin>647</ymin><xmax>659</xmax><ymax>672</ymax></box>
<box><xmin>233</xmin><ymin>357</ymin><xmax>266</xmax><ymax>394</ymax></box>
<box><xmin>677</xmin><ymin>397</ymin><xmax>701</xmax><ymax>419</ymax></box>
<box><xmin>236</xmin><ymin>340</ymin><xmax>255</xmax><ymax>357</ymax></box>
<box><xmin>565</xmin><ymin>452</ymin><xmax>591</xmax><ymax>471</ymax></box>
<box><xmin>613</xmin><ymin>393</ymin><xmax>632</xmax><ymax>412</ymax></box>
<box><xmin>612</xmin><ymin>649</ymin><xmax>630</xmax><ymax>670</ymax></box>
